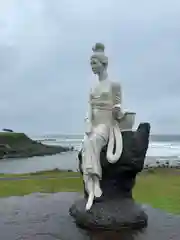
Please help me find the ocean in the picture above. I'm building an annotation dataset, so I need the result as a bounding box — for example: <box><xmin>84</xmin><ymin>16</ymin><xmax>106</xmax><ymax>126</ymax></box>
<box><xmin>32</xmin><ymin>134</ymin><xmax>180</xmax><ymax>167</ymax></box>
<box><xmin>0</xmin><ymin>134</ymin><xmax>179</xmax><ymax>174</ymax></box>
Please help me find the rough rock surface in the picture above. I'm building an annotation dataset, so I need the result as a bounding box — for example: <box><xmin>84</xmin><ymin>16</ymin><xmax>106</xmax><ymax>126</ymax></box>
<box><xmin>70</xmin><ymin>198</ymin><xmax>148</xmax><ymax>230</ymax></box>
<box><xmin>69</xmin><ymin>123</ymin><xmax>150</xmax><ymax>230</ymax></box>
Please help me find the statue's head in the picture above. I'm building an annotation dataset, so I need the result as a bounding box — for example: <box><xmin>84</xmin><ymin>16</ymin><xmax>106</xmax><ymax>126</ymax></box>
<box><xmin>90</xmin><ymin>43</ymin><xmax>108</xmax><ymax>75</ymax></box>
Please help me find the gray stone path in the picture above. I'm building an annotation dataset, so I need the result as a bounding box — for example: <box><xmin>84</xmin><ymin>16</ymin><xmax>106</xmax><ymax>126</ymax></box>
<box><xmin>0</xmin><ymin>192</ymin><xmax>179</xmax><ymax>240</ymax></box>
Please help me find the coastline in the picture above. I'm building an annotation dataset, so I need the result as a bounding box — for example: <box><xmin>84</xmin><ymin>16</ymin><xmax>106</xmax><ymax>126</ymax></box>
<box><xmin>0</xmin><ymin>132</ymin><xmax>73</xmax><ymax>160</ymax></box>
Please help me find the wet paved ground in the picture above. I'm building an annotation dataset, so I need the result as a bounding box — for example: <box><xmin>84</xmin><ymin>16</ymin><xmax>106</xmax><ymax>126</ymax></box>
<box><xmin>0</xmin><ymin>192</ymin><xmax>179</xmax><ymax>240</ymax></box>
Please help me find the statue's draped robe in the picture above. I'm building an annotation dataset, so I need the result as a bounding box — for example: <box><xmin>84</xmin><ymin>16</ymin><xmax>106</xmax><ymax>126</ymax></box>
<box><xmin>82</xmin><ymin>79</ymin><xmax>124</xmax><ymax>195</ymax></box>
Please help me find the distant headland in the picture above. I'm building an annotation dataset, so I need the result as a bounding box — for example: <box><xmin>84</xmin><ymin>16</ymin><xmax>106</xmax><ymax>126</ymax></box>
<box><xmin>0</xmin><ymin>130</ymin><xmax>73</xmax><ymax>160</ymax></box>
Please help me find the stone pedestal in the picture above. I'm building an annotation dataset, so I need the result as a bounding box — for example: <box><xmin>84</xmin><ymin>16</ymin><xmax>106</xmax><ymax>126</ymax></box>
<box><xmin>70</xmin><ymin>197</ymin><xmax>148</xmax><ymax>230</ymax></box>
<box><xmin>69</xmin><ymin>123</ymin><xmax>150</xmax><ymax>231</ymax></box>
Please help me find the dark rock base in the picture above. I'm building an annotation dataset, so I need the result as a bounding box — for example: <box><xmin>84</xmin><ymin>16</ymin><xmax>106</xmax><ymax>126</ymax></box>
<box><xmin>69</xmin><ymin>197</ymin><xmax>148</xmax><ymax>231</ymax></box>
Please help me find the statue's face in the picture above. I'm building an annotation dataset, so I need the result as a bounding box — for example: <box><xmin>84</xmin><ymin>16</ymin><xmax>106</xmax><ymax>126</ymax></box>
<box><xmin>90</xmin><ymin>57</ymin><xmax>103</xmax><ymax>75</ymax></box>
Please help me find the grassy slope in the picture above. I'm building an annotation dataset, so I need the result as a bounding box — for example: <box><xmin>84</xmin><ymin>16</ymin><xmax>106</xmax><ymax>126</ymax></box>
<box><xmin>0</xmin><ymin>132</ymin><xmax>36</xmax><ymax>153</ymax></box>
<box><xmin>0</xmin><ymin>132</ymin><xmax>29</xmax><ymax>143</ymax></box>
<box><xmin>0</xmin><ymin>168</ymin><xmax>179</xmax><ymax>214</ymax></box>
<box><xmin>0</xmin><ymin>132</ymin><xmax>25</xmax><ymax>136</ymax></box>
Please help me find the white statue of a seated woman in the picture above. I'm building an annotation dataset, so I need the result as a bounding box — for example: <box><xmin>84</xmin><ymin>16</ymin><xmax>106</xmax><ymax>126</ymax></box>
<box><xmin>81</xmin><ymin>43</ymin><xmax>125</xmax><ymax>211</ymax></box>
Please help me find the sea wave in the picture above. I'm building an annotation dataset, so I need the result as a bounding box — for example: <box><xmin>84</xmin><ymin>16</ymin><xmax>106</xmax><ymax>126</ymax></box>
<box><xmin>147</xmin><ymin>141</ymin><xmax>180</xmax><ymax>157</ymax></box>
<box><xmin>31</xmin><ymin>135</ymin><xmax>180</xmax><ymax>159</ymax></box>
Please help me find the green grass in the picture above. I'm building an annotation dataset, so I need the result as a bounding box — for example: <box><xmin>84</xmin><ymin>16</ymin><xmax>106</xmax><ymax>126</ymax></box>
<box><xmin>0</xmin><ymin>169</ymin><xmax>82</xmax><ymax>197</ymax></box>
<box><xmin>134</xmin><ymin>168</ymin><xmax>180</xmax><ymax>214</ymax></box>
<box><xmin>0</xmin><ymin>168</ymin><xmax>179</xmax><ymax>214</ymax></box>
<box><xmin>0</xmin><ymin>177</ymin><xmax>83</xmax><ymax>197</ymax></box>
<box><xmin>0</xmin><ymin>169</ymin><xmax>79</xmax><ymax>178</ymax></box>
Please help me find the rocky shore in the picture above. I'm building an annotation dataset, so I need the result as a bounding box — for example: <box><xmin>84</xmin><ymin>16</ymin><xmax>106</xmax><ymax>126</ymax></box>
<box><xmin>0</xmin><ymin>132</ymin><xmax>72</xmax><ymax>159</ymax></box>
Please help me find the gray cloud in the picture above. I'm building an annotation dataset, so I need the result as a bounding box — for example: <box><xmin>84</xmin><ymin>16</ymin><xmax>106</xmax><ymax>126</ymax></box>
<box><xmin>0</xmin><ymin>0</ymin><xmax>180</xmax><ymax>134</ymax></box>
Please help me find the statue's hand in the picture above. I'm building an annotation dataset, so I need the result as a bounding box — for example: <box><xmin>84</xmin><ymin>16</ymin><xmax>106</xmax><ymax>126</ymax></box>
<box><xmin>113</xmin><ymin>104</ymin><xmax>124</xmax><ymax>120</ymax></box>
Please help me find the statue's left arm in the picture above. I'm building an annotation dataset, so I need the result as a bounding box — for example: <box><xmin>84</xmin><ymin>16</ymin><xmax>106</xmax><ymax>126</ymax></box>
<box><xmin>106</xmin><ymin>82</ymin><xmax>124</xmax><ymax>163</ymax></box>
<box><xmin>112</xmin><ymin>82</ymin><xmax>124</xmax><ymax>120</ymax></box>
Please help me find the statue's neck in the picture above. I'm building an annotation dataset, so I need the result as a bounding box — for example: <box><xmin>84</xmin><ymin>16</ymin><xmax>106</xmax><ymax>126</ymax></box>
<box><xmin>98</xmin><ymin>70</ymin><xmax>108</xmax><ymax>82</ymax></box>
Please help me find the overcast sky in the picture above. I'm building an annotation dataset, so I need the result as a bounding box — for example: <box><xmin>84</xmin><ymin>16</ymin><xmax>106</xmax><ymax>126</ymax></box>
<box><xmin>0</xmin><ymin>0</ymin><xmax>180</xmax><ymax>135</ymax></box>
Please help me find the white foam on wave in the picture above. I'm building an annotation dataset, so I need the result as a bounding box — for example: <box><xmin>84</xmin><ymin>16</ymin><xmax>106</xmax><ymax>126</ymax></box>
<box><xmin>147</xmin><ymin>141</ymin><xmax>180</xmax><ymax>157</ymax></box>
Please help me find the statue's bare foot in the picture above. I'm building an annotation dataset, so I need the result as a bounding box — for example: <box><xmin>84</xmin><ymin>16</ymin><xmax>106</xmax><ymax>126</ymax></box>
<box><xmin>94</xmin><ymin>176</ymin><xmax>102</xmax><ymax>198</ymax></box>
